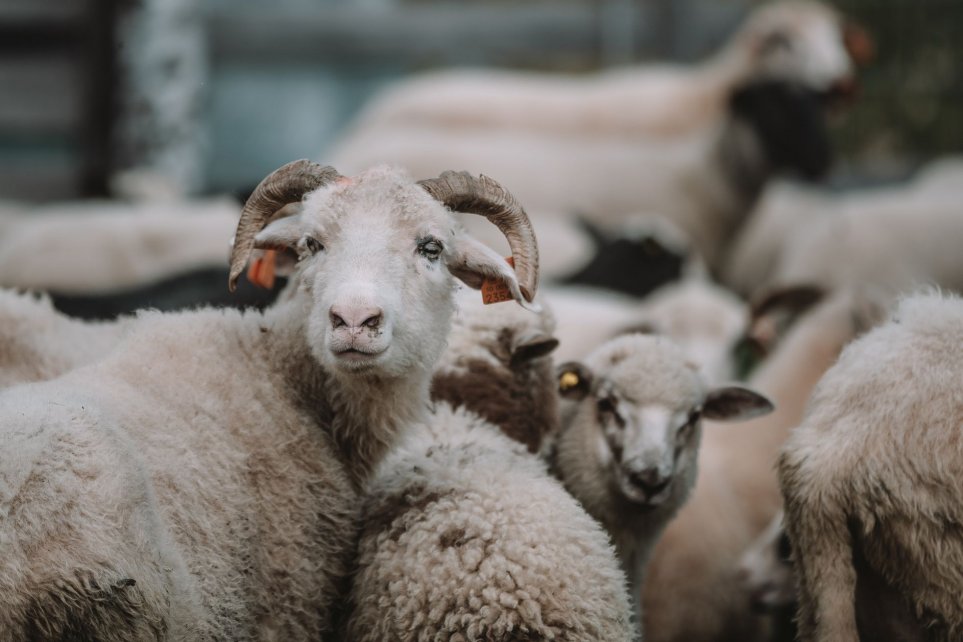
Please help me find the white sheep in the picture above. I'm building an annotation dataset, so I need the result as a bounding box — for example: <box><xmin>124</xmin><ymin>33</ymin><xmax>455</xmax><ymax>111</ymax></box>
<box><xmin>640</xmin><ymin>287</ymin><xmax>888</xmax><ymax>642</ymax></box>
<box><xmin>551</xmin><ymin>334</ymin><xmax>774</xmax><ymax>634</ymax></box>
<box><xmin>345</xmin><ymin>290</ymin><xmax>635</xmax><ymax>641</ymax></box>
<box><xmin>0</xmin><ymin>289</ymin><xmax>136</xmax><ymax>388</ymax></box>
<box><xmin>333</xmin><ymin>77</ymin><xmax>833</xmax><ymax>271</ymax></box>
<box><xmin>778</xmin><ymin>291</ymin><xmax>963</xmax><ymax>642</ymax></box>
<box><xmin>0</xmin><ymin>197</ymin><xmax>240</xmax><ymax>294</ymax></box>
<box><xmin>725</xmin><ymin>157</ymin><xmax>963</xmax><ymax>299</ymax></box>
<box><xmin>0</xmin><ymin>161</ymin><xmax>540</xmax><ymax>640</ymax></box>
<box><xmin>545</xmin><ymin>277</ymin><xmax>749</xmax><ymax>384</ymax></box>
<box><xmin>335</xmin><ymin>0</ymin><xmax>862</xmax><ymax>140</ymax></box>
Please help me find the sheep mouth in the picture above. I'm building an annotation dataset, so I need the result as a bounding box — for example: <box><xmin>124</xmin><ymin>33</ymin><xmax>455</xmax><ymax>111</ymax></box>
<box><xmin>617</xmin><ymin>474</ymin><xmax>672</xmax><ymax>508</ymax></box>
<box><xmin>748</xmin><ymin>585</ymin><xmax>793</xmax><ymax>613</ymax></box>
<box><xmin>333</xmin><ymin>347</ymin><xmax>387</xmax><ymax>362</ymax></box>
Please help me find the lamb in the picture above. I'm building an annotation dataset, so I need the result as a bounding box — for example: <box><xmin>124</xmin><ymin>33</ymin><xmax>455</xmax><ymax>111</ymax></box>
<box><xmin>778</xmin><ymin>291</ymin><xmax>963</xmax><ymax>641</ymax></box>
<box><xmin>640</xmin><ymin>286</ymin><xmax>888</xmax><ymax>642</ymax></box>
<box><xmin>0</xmin><ymin>161</ymin><xmax>540</xmax><ymax>640</ymax></box>
<box><xmin>335</xmin><ymin>0</ymin><xmax>864</xmax><ymax>140</ymax></box>
<box><xmin>551</xmin><ymin>334</ymin><xmax>774</xmax><ymax>634</ymax></box>
<box><xmin>345</xmin><ymin>289</ymin><xmax>635</xmax><ymax>641</ymax></box>
<box><xmin>333</xmin><ymin>77</ymin><xmax>833</xmax><ymax>271</ymax></box>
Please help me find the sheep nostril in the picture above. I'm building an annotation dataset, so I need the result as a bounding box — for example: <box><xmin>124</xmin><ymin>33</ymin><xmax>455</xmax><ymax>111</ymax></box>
<box><xmin>363</xmin><ymin>314</ymin><xmax>382</xmax><ymax>329</ymax></box>
<box><xmin>329</xmin><ymin>311</ymin><xmax>346</xmax><ymax>329</ymax></box>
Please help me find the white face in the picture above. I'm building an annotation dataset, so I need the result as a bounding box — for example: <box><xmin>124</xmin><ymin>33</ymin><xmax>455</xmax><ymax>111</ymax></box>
<box><xmin>298</xmin><ymin>207</ymin><xmax>457</xmax><ymax>378</ymax></box>
<box><xmin>757</xmin><ymin>12</ymin><xmax>853</xmax><ymax>91</ymax></box>
<box><xmin>254</xmin><ymin>169</ymin><xmax>529</xmax><ymax>381</ymax></box>
<box><xmin>591</xmin><ymin>384</ymin><xmax>701</xmax><ymax>507</ymax></box>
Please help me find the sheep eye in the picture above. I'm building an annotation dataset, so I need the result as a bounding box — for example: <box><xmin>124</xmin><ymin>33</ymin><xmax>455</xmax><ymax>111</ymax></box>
<box><xmin>677</xmin><ymin>409</ymin><xmax>700</xmax><ymax>443</ymax></box>
<box><xmin>417</xmin><ymin>238</ymin><xmax>443</xmax><ymax>261</ymax></box>
<box><xmin>300</xmin><ymin>236</ymin><xmax>324</xmax><ymax>257</ymax></box>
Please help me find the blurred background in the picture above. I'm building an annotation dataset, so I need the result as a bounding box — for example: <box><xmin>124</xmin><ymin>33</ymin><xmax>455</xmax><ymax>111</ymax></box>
<box><xmin>1</xmin><ymin>0</ymin><xmax>960</xmax><ymax>201</ymax></box>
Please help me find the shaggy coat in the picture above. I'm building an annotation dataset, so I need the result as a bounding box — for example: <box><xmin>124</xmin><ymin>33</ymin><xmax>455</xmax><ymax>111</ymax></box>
<box><xmin>779</xmin><ymin>292</ymin><xmax>963</xmax><ymax>642</ymax></box>
<box><xmin>0</xmin><ymin>164</ymin><xmax>537</xmax><ymax>640</ymax></box>
<box><xmin>345</xmin><ymin>292</ymin><xmax>635</xmax><ymax>641</ymax></box>
<box><xmin>0</xmin><ymin>290</ymin><xmax>136</xmax><ymax>388</ymax></box>
<box><xmin>640</xmin><ymin>288</ymin><xmax>888</xmax><ymax>642</ymax></box>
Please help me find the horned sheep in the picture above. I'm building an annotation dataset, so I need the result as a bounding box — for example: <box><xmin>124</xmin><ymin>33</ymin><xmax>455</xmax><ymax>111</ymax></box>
<box><xmin>551</xmin><ymin>334</ymin><xmax>773</xmax><ymax>636</ymax></box>
<box><xmin>0</xmin><ymin>161</ymin><xmax>540</xmax><ymax>640</ymax></box>
<box><xmin>641</xmin><ymin>287</ymin><xmax>888</xmax><ymax>642</ymax></box>
<box><xmin>335</xmin><ymin>0</ymin><xmax>865</xmax><ymax>140</ymax></box>
<box><xmin>779</xmin><ymin>291</ymin><xmax>963</xmax><ymax>641</ymax></box>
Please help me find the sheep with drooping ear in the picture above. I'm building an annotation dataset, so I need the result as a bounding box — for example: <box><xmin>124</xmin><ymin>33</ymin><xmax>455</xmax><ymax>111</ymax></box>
<box><xmin>0</xmin><ymin>161</ymin><xmax>540</xmax><ymax>640</ymax></box>
<box><xmin>551</xmin><ymin>334</ymin><xmax>773</xmax><ymax>636</ymax></box>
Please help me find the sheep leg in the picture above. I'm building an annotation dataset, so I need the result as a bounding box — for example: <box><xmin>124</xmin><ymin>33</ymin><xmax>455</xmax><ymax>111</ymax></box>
<box><xmin>784</xmin><ymin>499</ymin><xmax>860</xmax><ymax>642</ymax></box>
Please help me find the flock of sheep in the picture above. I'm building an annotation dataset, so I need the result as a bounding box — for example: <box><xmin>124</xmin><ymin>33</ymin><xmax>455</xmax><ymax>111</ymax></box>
<box><xmin>1</xmin><ymin>1</ymin><xmax>962</xmax><ymax>641</ymax></box>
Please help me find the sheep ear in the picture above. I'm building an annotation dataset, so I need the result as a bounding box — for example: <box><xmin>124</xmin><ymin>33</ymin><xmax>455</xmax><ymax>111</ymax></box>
<box><xmin>253</xmin><ymin>212</ymin><xmax>309</xmax><ymax>252</ymax></box>
<box><xmin>703</xmin><ymin>386</ymin><xmax>774</xmax><ymax>422</ymax></box>
<box><xmin>448</xmin><ymin>236</ymin><xmax>532</xmax><ymax>309</ymax></box>
<box><xmin>747</xmin><ymin>284</ymin><xmax>826</xmax><ymax>354</ymax></box>
<box><xmin>510</xmin><ymin>331</ymin><xmax>559</xmax><ymax>366</ymax></box>
<box><xmin>556</xmin><ymin>361</ymin><xmax>593</xmax><ymax>400</ymax></box>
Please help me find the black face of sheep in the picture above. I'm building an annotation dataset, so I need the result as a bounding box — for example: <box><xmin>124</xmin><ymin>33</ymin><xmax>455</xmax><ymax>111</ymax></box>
<box><xmin>559</xmin><ymin>218</ymin><xmax>687</xmax><ymax>299</ymax></box>
<box><xmin>730</xmin><ymin>79</ymin><xmax>833</xmax><ymax>181</ymax></box>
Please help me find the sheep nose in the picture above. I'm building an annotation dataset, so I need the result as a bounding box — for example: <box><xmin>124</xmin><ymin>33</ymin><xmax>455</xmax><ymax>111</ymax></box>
<box><xmin>329</xmin><ymin>304</ymin><xmax>383</xmax><ymax>330</ymax></box>
<box><xmin>627</xmin><ymin>467</ymin><xmax>671</xmax><ymax>495</ymax></box>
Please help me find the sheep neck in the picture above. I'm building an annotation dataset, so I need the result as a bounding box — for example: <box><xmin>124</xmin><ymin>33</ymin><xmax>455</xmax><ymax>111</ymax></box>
<box><xmin>258</xmin><ymin>298</ymin><xmax>430</xmax><ymax>487</ymax></box>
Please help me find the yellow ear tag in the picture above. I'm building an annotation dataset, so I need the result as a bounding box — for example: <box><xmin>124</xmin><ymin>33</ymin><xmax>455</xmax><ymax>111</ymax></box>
<box><xmin>481</xmin><ymin>256</ymin><xmax>515</xmax><ymax>305</ymax></box>
<box><xmin>559</xmin><ymin>371</ymin><xmax>580</xmax><ymax>391</ymax></box>
<box><xmin>247</xmin><ymin>249</ymin><xmax>277</xmax><ymax>289</ymax></box>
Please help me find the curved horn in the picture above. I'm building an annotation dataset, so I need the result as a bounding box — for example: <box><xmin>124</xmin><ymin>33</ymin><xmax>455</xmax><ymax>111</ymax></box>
<box><xmin>228</xmin><ymin>159</ymin><xmax>342</xmax><ymax>291</ymax></box>
<box><xmin>419</xmin><ymin>171</ymin><xmax>539</xmax><ymax>301</ymax></box>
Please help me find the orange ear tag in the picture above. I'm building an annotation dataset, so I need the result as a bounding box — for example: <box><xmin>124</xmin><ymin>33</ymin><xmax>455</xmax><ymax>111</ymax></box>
<box><xmin>247</xmin><ymin>250</ymin><xmax>277</xmax><ymax>289</ymax></box>
<box><xmin>481</xmin><ymin>256</ymin><xmax>515</xmax><ymax>305</ymax></box>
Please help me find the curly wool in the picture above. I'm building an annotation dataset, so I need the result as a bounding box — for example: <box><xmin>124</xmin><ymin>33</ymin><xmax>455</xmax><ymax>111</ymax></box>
<box><xmin>346</xmin><ymin>404</ymin><xmax>634</xmax><ymax>642</ymax></box>
<box><xmin>779</xmin><ymin>290</ymin><xmax>963</xmax><ymax>642</ymax></box>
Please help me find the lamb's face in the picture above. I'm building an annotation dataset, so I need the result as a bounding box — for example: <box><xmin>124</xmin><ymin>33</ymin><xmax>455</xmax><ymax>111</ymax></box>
<box><xmin>591</xmin><ymin>384</ymin><xmax>702</xmax><ymax>508</ymax></box>
<box><xmin>559</xmin><ymin>334</ymin><xmax>774</xmax><ymax>510</ymax></box>
<box><xmin>253</xmin><ymin>166</ymin><xmax>534</xmax><ymax>379</ymax></box>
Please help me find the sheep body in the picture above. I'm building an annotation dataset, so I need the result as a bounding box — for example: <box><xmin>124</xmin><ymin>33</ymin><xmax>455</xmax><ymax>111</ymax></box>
<box><xmin>346</xmin><ymin>288</ymin><xmax>634</xmax><ymax>641</ymax></box>
<box><xmin>544</xmin><ymin>278</ymin><xmax>747</xmax><ymax>384</ymax></box>
<box><xmin>0</xmin><ymin>163</ymin><xmax>539</xmax><ymax>639</ymax></box>
<box><xmin>333</xmin><ymin>79</ymin><xmax>831</xmax><ymax>270</ymax></box>
<box><xmin>0</xmin><ymin>289</ymin><xmax>135</xmax><ymax>388</ymax></box>
<box><xmin>0</xmin><ymin>198</ymin><xmax>239</xmax><ymax>294</ymax></box>
<box><xmin>338</xmin><ymin>1</ymin><xmax>852</xmax><ymax>140</ymax></box>
<box><xmin>553</xmin><ymin>334</ymin><xmax>772</xmax><ymax>636</ymax></box>
<box><xmin>347</xmin><ymin>404</ymin><xmax>634</xmax><ymax>642</ymax></box>
<box><xmin>641</xmin><ymin>287</ymin><xmax>887</xmax><ymax>642</ymax></box>
<box><xmin>779</xmin><ymin>291</ymin><xmax>963</xmax><ymax>641</ymax></box>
